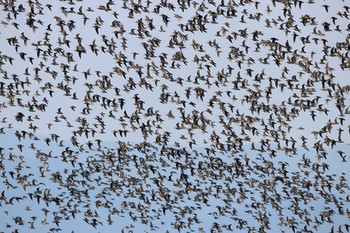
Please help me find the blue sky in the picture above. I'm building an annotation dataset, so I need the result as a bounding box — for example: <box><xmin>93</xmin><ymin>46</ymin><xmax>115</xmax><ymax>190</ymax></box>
<box><xmin>0</xmin><ymin>0</ymin><xmax>350</xmax><ymax>232</ymax></box>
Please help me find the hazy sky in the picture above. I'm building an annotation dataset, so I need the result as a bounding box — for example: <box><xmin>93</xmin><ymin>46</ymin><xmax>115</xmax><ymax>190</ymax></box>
<box><xmin>0</xmin><ymin>0</ymin><xmax>350</xmax><ymax>232</ymax></box>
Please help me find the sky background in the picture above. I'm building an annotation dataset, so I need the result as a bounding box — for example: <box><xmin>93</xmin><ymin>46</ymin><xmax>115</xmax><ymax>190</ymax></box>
<box><xmin>0</xmin><ymin>0</ymin><xmax>350</xmax><ymax>232</ymax></box>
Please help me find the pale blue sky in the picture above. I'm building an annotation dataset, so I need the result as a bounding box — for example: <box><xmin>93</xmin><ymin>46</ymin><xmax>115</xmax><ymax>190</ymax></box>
<box><xmin>0</xmin><ymin>0</ymin><xmax>350</xmax><ymax>232</ymax></box>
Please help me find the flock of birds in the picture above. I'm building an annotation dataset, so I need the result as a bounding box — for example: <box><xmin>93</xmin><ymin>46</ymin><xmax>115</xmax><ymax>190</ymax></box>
<box><xmin>0</xmin><ymin>0</ymin><xmax>350</xmax><ymax>232</ymax></box>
